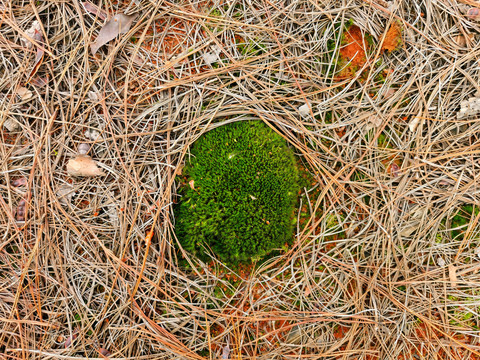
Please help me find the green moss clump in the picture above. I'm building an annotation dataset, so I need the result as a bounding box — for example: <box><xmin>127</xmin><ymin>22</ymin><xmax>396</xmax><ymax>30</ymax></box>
<box><xmin>175</xmin><ymin>121</ymin><xmax>300</xmax><ymax>264</ymax></box>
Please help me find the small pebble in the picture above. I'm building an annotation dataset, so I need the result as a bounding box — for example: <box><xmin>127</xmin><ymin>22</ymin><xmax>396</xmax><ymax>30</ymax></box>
<box><xmin>437</xmin><ymin>257</ymin><xmax>446</xmax><ymax>267</ymax></box>
<box><xmin>78</xmin><ymin>143</ymin><xmax>90</xmax><ymax>155</ymax></box>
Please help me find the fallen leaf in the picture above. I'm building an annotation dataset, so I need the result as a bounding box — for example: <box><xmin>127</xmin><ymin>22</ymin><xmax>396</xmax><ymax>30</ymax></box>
<box><xmin>467</xmin><ymin>7</ymin><xmax>480</xmax><ymax>21</ymax></box>
<box><xmin>437</xmin><ymin>257</ymin><xmax>446</xmax><ymax>267</ymax></box>
<box><xmin>91</xmin><ymin>13</ymin><xmax>137</xmax><ymax>54</ymax></box>
<box><xmin>175</xmin><ymin>164</ymin><xmax>184</xmax><ymax>175</ymax></box>
<box><xmin>221</xmin><ymin>342</ymin><xmax>230</xmax><ymax>359</ymax></box>
<box><xmin>30</xmin><ymin>75</ymin><xmax>49</xmax><ymax>88</ymax></box>
<box><xmin>15</xmin><ymin>199</ymin><xmax>26</xmax><ymax>221</ymax></box>
<box><xmin>298</xmin><ymin>103</ymin><xmax>311</xmax><ymax>117</ymax></box>
<box><xmin>399</xmin><ymin>224</ymin><xmax>417</xmax><ymax>237</ymax></box>
<box><xmin>82</xmin><ymin>1</ymin><xmax>108</xmax><ymax>20</ymax></box>
<box><xmin>382</xmin><ymin>87</ymin><xmax>396</xmax><ymax>99</ymax></box>
<box><xmin>17</xmin><ymin>87</ymin><xmax>33</xmax><ymax>100</ymax></box>
<box><xmin>448</xmin><ymin>264</ymin><xmax>457</xmax><ymax>287</ymax></box>
<box><xmin>189</xmin><ymin>180</ymin><xmax>195</xmax><ymax>189</ymax></box>
<box><xmin>3</xmin><ymin>118</ymin><xmax>21</xmax><ymax>132</ymax></box>
<box><xmin>67</xmin><ymin>155</ymin><xmax>105</xmax><ymax>177</ymax></box>
<box><xmin>408</xmin><ymin>111</ymin><xmax>422</xmax><ymax>132</ymax></box>
<box><xmin>98</xmin><ymin>348</ymin><xmax>111</xmax><ymax>357</ymax></box>
<box><xmin>454</xmin><ymin>33</ymin><xmax>474</xmax><ymax>47</ymax></box>
<box><xmin>87</xmin><ymin>91</ymin><xmax>99</xmax><ymax>101</ymax></box>
<box><xmin>57</xmin><ymin>184</ymin><xmax>76</xmax><ymax>206</ymax></box>
<box><xmin>64</xmin><ymin>333</ymin><xmax>78</xmax><ymax>348</ymax></box>
<box><xmin>11</xmin><ymin>178</ymin><xmax>27</xmax><ymax>187</ymax></box>
<box><xmin>27</xmin><ymin>29</ymin><xmax>45</xmax><ymax>81</ymax></box>
<box><xmin>382</xmin><ymin>22</ymin><xmax>402</xmax><ymax>52</ymax></box>
<box><xmin>203</xmin><ymin>51</ymin><xmax>218</xmax><ymax>65</ymax></box>
<box><xmin>388</xmin><ymin>163</ymin><xmax>400</xmax><ymax>177</ymax></box>
<box><xmin>21</xmin><ymin>21</ymin><xmax>41</xmax><ymax>49</ymax></box>
<box><xmin>131</xmin><ymin>53</ymin><xmax>145</xmax><ymax>66</ymax></box>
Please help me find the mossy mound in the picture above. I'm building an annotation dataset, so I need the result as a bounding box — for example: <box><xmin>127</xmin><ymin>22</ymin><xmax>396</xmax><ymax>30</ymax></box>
<box><xmin>175</xmin><ymin>120</ymin><xmax>300</xmax><ymax>264</ymax></box>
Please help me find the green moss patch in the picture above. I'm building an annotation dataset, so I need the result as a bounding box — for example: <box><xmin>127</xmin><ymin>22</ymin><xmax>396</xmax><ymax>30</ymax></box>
<box><xmin>175</xmin><ymin>120</ymin><xmax>300</xmax><ymax>264</ymax></box>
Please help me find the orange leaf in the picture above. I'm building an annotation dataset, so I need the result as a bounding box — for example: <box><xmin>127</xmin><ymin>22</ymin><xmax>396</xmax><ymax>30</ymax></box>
<box><xmin>382</xmin><ymin>22</ymin><xmax>402</xmax><ymax>52</ymax></box>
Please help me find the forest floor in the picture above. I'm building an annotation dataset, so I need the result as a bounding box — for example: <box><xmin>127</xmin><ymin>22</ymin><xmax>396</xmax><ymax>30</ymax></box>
<box><xmin>1</xmin><ymin>0</ymin><xmax>480</xmax><ymax>359</ymax></box>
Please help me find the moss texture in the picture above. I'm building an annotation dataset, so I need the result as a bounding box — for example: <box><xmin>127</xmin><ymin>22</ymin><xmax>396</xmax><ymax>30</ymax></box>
<box><xmin>175</xmin><ymin>120</ymin><xmax>300</xmax><ymax>263</ymax></box>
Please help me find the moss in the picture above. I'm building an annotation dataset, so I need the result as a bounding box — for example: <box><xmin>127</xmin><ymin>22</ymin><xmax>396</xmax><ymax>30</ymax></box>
<box><xmin>175</xmin><ymin>121</ymin><xmax>300</xmax><ymax>264</ymax></box>
<box><xmin>448</xmin><ymin>205</ymin><xmax>479</xmax><ymax>240</ymax></box>
<box><xmin>237</xmin><ymin>38</ymin><xmax>266</xmax><ymax>57</ymax></box>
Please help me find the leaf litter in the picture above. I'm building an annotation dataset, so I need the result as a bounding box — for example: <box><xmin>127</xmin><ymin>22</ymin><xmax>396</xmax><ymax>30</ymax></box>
<box><xmin>3</xmin><ymin>2</ymin><xmax>480</xmax><ymax>359</ymax></box>
<box><xmin>337</xmin><ymin>25</ymin><xmax>370</xmax><ymax>78</ymax></box>
<box><xmin>21</xmin><ymin>20</ymin><xmax>45</xmax><ymax>81</ymax></box>
<box><xmin>82</xmin><ymin>1</ymin><xmax>108</xmax><ymax>21</ymax></box>
<box><xmin>381</xmin><ymin>21</ymin><xmax>402</xmax><ymax>52</ymax></box>
<box><xmin>67</xmin><ymin>155</ymin><xmax>105</xmax><ymax>177</ymax></box>
<box><xmin>91</xmin><ymin>13</ymin><xmax>137</xmax><ymax>54</ymax></box>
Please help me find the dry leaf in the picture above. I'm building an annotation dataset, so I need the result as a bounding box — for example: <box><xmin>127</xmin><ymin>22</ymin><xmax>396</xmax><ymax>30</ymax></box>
<box><xmin>28</xmin><ymin>29</ymin><xmax>45</xmax><ymax>81</ymax></box>
<box><xmin>298</xmin><ymin>102</ymin><xmax>311</xmax><ymax>117</ymax></box>
<box><xmin>67</xmin><ymin>155</ymin><xmax>105</xmax><ymax>177</ymax></box>
<box><xmin>21</xmin><ymin>21</ymin><xmax>41</xmax><ymax>49</ymax></box>
<box><xmin>17</xmin><ymin>86</ymin><xmax>33</xmax><ymax>100</ymax></box>
<box><xmin>454</xmin><ymin>33</ymin><xmax>474</xmax><ymax>47</ymax></box>
<box><xmin>203</xmin><ymin>52</ymin><xmax>218</xmax><ymax>65</ymax></box>
<box><xmin>132</xmin><ymin>53</ymin><xmax>145</xmax><ymax>66</ymax></box>
<box><xmin>87</xmin><ymin>91</ymin><xmax>99</xmax><ymax>101</ymax></box>
<box><xmin>399</xmin><ymin>224</ymin><xmax>417</xmax><ymax>237</ymax></box>
<box><xmin>189</xmin><ymin>180</ymin><xmax>195</xmax><ymax>189</ymax></box>
<box><xmin>98</xmin><ymin>348</ymin><xmax>111</xmax><ymax>357</ymax></box>
<box><xmin>437</xmin><ymin>257</ymin><xmax>446</xmax><ymax>267</ymax></box>
<box><xmin>15</xmin><ymin>199</ymin><xmax>26</xmax><ymax>221</ymax></box>
<box><xmin>11</xmin><ymin>178</ymin><xmax>27</xmax><ymax>187</ymax></box>
<box><xmin>91</xmin><ymin>13</ymin><xmax>137</xmax><ymax>54</ymax></box>
<box><xmin>382</xmin><ymin>87</ymin><xmax>396</xmax><ymax>99</ymax></box>
<box><xmin>57</xmin><ymin>184</ymin><xmax>76</xmax><ymax>206</ymax></box>
<box><xmin>448</xmin><ymin>264</ymin><xmax>457</xmax><ymax>287</ymax></box>
<box><xmin>408</xmin><ymin>111</ymin><xmax>423</xmax><ymax>132</ymax></box>
<box><xmin>388</xmin><ymin>163</ymin><xmax>400</xmax><ymax>177</ymax></box>
<box><xmin>467</xmin><ymin>7</ymin><xmax>480</xmax><ymax>21</ymax></box>
<box><xmin>64</xmin><ymin>333</ymin><xmax>77</xmax><ymax>348</ymax></box>
<box><xmin>3</xmin><ymin>118</ymin><xmax>21</xmax><ymax>131</ymax></box>
<box><xmin>30</xmin><ymin>75</ymin><xmax>49</xmax><ymax>88</ymax></box>
<box><xmin>82</xmin><ymin>1</ymin><xmax>108</xmax><ymax>20</ymax></box>
<box><xmin>175</xmin><ymin>164</ymin><xmax>184</xmax><ymax>175</ymax></box>
<box><xmin>221</xmin><ymin>342</ymin><xmax>230</xmax><ymax>359</ymax></box>
<box><xmin>382</xmin><ymin>22</ymin><xmax>402</xmax><ymax>52</ymax></box>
